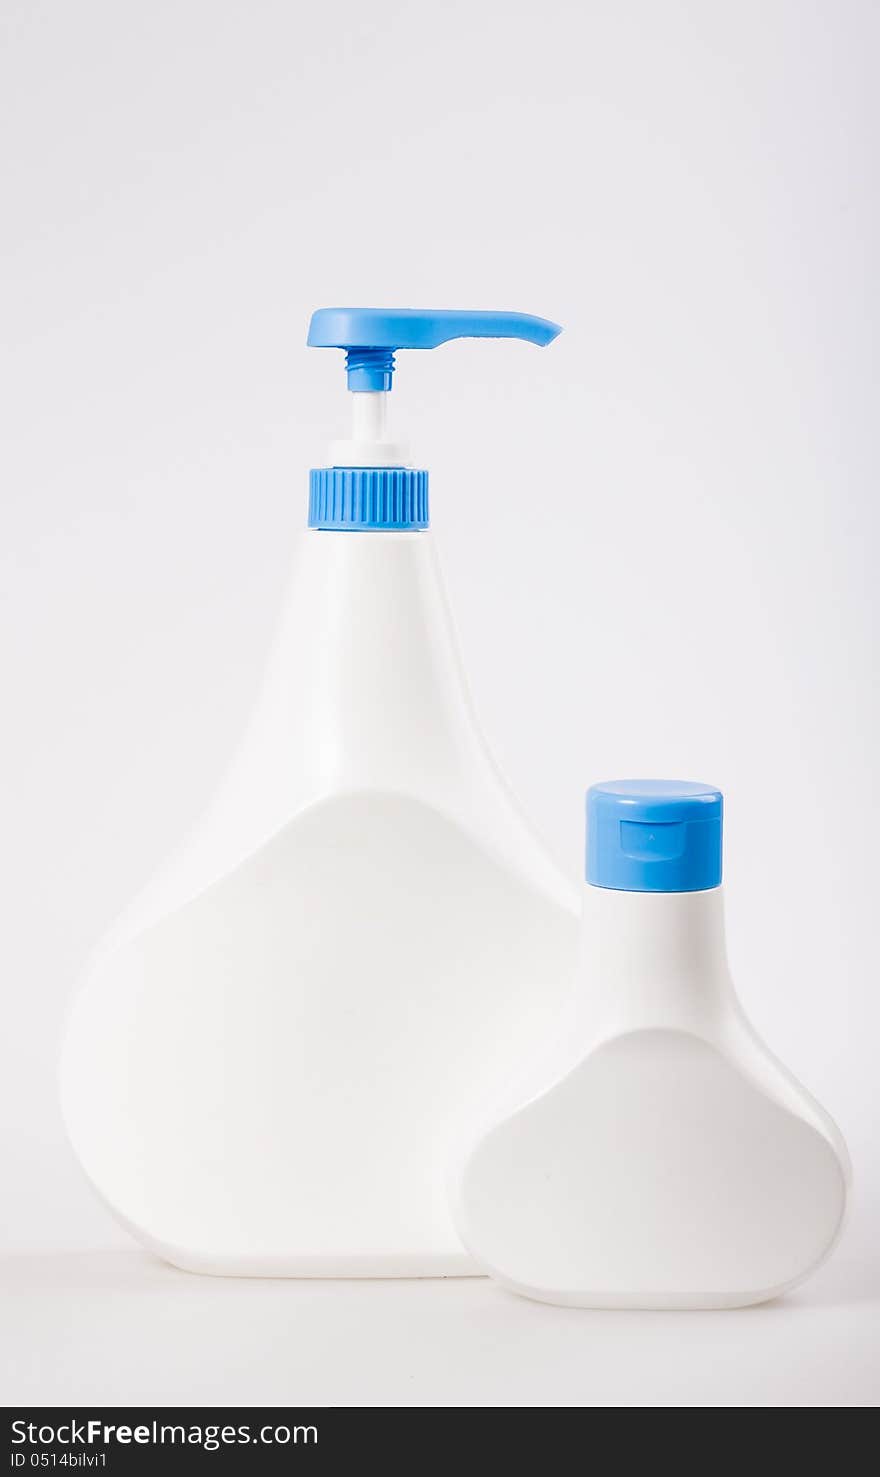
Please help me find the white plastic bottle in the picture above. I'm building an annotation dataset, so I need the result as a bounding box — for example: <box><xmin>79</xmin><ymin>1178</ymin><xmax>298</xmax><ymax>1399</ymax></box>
<box><xmin>60</xmin><ymin>309</ymin><xmax>579</xmax><ymax>1277</ymax></box>
<box><xmin>453</xmin><ymin>780</ymin><xmax>850</xmax><ymax>1309</ymax></box>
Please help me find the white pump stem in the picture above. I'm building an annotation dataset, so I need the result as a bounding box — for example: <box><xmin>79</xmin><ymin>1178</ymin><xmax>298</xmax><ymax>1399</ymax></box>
<box><xmin>352</xmin><ymin>391</ymin><xmax>387</xmax><ymax>443</ymax></box>
<box><xmin>329</xmin><ymin>391</ymin><xmax>409</xmax><ymax>469</ymax></box>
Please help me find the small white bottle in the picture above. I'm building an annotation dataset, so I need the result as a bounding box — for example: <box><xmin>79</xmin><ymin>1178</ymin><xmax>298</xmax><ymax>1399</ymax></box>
<box><xmin>60</xmin><ymin>309</ymin><xmax>579</xmax><ymax>1277</ymax></box>
<box><xmin>453</xmin><ymin>780</ymin><xmax>850</xmax><ymax>1309</ymax></box>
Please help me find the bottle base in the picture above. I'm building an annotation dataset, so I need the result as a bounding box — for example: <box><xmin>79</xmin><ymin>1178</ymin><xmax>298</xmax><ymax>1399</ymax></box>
<box><xmin>495</xmin><ymin>1279</ymin><xmax>797</xmax><ymax>1311</ymax></box>
<box><xmin>153</xmin><ymin>1243</ymin><xmax>483</xmax><ymax>1280</ymax></box>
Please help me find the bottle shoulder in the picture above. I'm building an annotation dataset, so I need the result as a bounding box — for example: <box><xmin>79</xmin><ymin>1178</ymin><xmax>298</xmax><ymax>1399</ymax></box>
<box><xmin>88</xmin><ymin>529</ymin><xmax>576</xmax><ymax>958</ymax></box>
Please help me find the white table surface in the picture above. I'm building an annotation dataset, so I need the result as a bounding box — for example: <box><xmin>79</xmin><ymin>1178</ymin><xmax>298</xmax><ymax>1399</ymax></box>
<box><xmin>1</xmin><ymin>1247</ymin><xmax>877</xmax><ymax>1408</ymax></box>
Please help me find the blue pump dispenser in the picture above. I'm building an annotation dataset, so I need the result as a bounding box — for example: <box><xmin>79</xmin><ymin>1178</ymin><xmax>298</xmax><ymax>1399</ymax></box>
<box><xmin>307</xmin><ymin>308</ymin><xmax>561</xmax><ymax>530</ymax></box>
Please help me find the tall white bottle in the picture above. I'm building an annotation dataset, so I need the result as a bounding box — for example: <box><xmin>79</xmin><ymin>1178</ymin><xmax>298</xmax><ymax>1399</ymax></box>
<box><xmin>453</xmin><ymin>781</ymin><xmax>850</xmax><ymax>1308</ymax></box>
<box><xmin>60</xmin><ymin>309</ymin><xmax>579</xmax><ymax>1277</ymax></box>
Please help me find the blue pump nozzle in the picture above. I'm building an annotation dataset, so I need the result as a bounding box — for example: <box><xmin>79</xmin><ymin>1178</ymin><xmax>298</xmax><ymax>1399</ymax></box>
<box><xmin>307</xmin><ymin>308</ymin><xmax>562</xmax><ymax>390</ymax></box>
<box><xmin>306</xmin><ymin>307</ymin><xmax>562</xmax><ymax>530</ymax></box>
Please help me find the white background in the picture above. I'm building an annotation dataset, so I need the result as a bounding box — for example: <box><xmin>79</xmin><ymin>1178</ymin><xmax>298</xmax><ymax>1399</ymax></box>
<box><xmin>1</xmin><ymin>0</ymin><xmax>877</xmax><ymax>1407</ymax></box>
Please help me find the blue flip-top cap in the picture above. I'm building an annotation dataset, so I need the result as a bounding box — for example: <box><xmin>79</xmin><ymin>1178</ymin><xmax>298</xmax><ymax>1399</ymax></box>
<box><xmin>586</xmin><ymin>780</ymin><xmax>723</xmax><ymax>893</ymax></box>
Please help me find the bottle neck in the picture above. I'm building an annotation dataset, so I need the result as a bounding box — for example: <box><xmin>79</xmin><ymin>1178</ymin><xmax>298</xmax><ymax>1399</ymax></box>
<box><xmin>574</xmin><ymin>884</ymin><xmax>733</xmax><ymax>1037</ymax></box>
<box><xmin>260</xmin><ymin>529</ymin><xmax>478</xmax><ymax>788</ymax></box>
<box><xmin>160</xmin><ymin>529</ymin><xmax>484</xmax><ymax>888</ymax></box>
